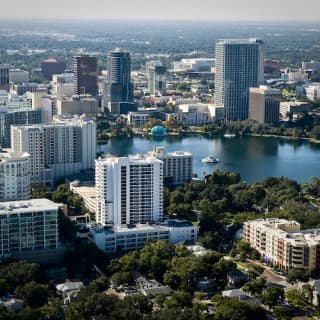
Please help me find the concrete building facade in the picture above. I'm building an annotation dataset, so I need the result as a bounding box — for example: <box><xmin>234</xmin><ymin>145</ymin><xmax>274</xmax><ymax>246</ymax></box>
<box><xmin>0</xmin><ymin>149</ymin><xmax>31</xmax><ymax>201</ymax></box>
<box><xmin>0</xmin><ymin>199</ymin><xmax>59</xmax><ymax>258</ymax></box>
<box><xmin>95</xmin><ymin>155</ymin><xmax>163</xmax><ymax>226</ymax></box>
<box><xmin>11</xmin><ymin>115</ymin><xmax>96</xmax><ymax>186</ymax></box>
<box><xmin>89</xmin><ymin>220</ymin><xmax>198</xmax><ymax>253</ymax></box>
<box><xmin>244</xmin><ymin>218</ymin><xmax>320</xmax><ymax>271</ymax></box>
<box><xmin>249</xmin><ymin>86</ymin><xmax>281</xmax><ymax>124</ymax></box>
<box><xmin>56</xmin><ymin>95</ymin><xmax>99</xmax><ymax>115</ymax></box>
<box><xmin>147</xmin><ymin>146</ymin><xmax>192</xmax><ymax>185</ymax></box>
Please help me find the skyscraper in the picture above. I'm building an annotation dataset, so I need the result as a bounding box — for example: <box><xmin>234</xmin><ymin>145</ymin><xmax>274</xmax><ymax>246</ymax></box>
<box><xmin>215</xmin><ymin>38</ymin><xmax>264</xmax><ymax>121</ymax></box>
<box><xmin>106</xmin><ymin>50</ymin><xmax>133</xmax><ymax>108</ymax></box>
<box><xmin>146</xmin><ymin>61</ymin><xmax>166</xmax><ymax>96</ymax></box>
<box><xmin>0</xmin><ymin>64</ymin><xmax>9</xmax><ymax>91</ymax></box>
<box><xmin>95</xmin><ymin>155</ymin><xmax>163</xmax><ymax>226</ymax></box>
<box><xmin>73</xmin><ymin>55</ymin><xmax>98</xmax><ymax>96</ymax></box>
<box><xmin>41</xmin><ymin>59</ymin><xmax>66</xmax><ymax>80</ymax></box>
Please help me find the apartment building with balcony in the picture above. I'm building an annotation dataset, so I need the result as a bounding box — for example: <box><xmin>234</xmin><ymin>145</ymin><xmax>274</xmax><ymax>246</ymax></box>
<box><xmin>0</xmin><ymin>149</ymin><xmax>31</xmax><ymax>201</ymax></box>
<box><xmin>244</xmin><ymin>218</ymin><xmax>320</xmax><ymax>271</ymax></box>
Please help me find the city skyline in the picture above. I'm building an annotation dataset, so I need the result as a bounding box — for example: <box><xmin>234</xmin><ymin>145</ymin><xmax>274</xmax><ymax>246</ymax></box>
<box><xmin>1</xmin><ymin>0</ymin><xmax>320</xmax><ymax>21</ymax></box>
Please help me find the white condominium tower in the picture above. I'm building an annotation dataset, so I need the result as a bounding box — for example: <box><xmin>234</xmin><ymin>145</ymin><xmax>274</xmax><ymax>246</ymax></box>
<box><xmin>95</xmin><ymin>155</ymin><xmax>163</xmax><ymax>226</ymax></box>
<box><xmin>0</xmin><ymin>149</ymin><xmax>31</xmax><ymax>201</ymax></box>
<box><xmin>147</xmin><ymin>146</ymin><xmax>192</xmax><ymax>185</ymax></box>
<box><xmin>10</xmin><ymin>115</ymin><xmax>96</xmax><ymax>186</ymax></box>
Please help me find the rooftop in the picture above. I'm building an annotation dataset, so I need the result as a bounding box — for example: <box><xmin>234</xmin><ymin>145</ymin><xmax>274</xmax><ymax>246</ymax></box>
<box><xmin>90</xmin><ymin>223</ymin><xmax>170</xmax><ymax>235</ymax></box>
<box><xmin>0</xmin><ymin>199</ymin><xmax>59</xmax><ymax>215</ymax></box>
<box><xmin>0</xmin><ymin>149</ymin><xmax>30</xmax><ymax>162</ymax></box>
<box><xmin>217</xmin><ymin>38</ymin><xmax>264</xmax><ymax>45</ymax></box>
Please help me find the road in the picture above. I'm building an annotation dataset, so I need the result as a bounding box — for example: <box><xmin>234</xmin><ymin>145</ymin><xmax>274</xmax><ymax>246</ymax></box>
<box><xmin>247</xmin><ymin>259</ymin><xmax>289</xmax><ymax>287</ymax></box>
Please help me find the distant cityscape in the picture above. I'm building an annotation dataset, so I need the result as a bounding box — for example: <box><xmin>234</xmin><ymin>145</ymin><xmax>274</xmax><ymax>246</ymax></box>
<box><xmin>0</xmin><ymin>20</ymin><xmax>320</xmax><ymax>320</ymax></box>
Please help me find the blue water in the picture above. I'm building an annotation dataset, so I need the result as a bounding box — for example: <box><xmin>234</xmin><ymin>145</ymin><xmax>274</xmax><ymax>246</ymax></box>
<box><xmin>97</xmin><ymin>135</ymin><xmax>320</xmax><ymax>183</ymax></box>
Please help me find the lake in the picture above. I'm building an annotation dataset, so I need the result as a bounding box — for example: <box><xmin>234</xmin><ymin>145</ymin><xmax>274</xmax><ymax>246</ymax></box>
<box><xmin>97</xmin><ymin>135</ymin><xmax>320</xmax><ymax>183</ymax></box>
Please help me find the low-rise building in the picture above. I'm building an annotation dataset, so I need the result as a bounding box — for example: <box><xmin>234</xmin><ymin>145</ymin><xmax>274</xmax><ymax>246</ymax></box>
<box><xmin>89</xmin><ymin>220</ymin><xmax>198</xmax><ymax>253</ymax></box>
<box><xmin>280</xmin><ymin>101</ymin><xmax>311</xmax><ymax>117</ymax></box>
<box><xmin>70</xmin><ymin>181</ymin><xmax>96</xmax><ymax>213</ymax></box>
<box><xmin>281</xmin><ymin>68</ymin><xmax>308</xmax><ymax>83</ymax></box>
<box><xmin>173</xmin><ymin>58</ymin><xmax>216</xmax><ymax>72</ymax></box>
<box><xmin>56</xmin><ymin>280</ymin><xmax>84</xmax><ymax>304</ymax></box>
<box><xmin>127</xmin><ymin>112</ymin><xmax>151</xmax><ymax>127</ymax></box>
<box><xmin>244</xmin><ymin>218</ymin><xmax>320</xmax><ymax>271</ymax></box>
<box><xmin>56</xmin><ymin>95</ymin><xmax>99</xmax><ymax>115</ymax></box>
<box><xmin>0</xmin><ymin>297</ymin><xmax>24</xmax><ymax>311</ymax></box>
<box><xmin>9</xmin><ymin>69</ymin><xmax>29</xmax><ymax>84</ymax></box>
<box><xmin>166</xmin><ymin>111</ymin><xmax>210</xmax><ymax>126</ymax></box>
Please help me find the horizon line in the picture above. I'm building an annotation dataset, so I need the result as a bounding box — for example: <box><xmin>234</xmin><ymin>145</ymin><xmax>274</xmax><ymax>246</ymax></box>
<box><xmin>0</xmin><ymin>17</ymin><xmax>320</xmax><ymax>24</ymax></box>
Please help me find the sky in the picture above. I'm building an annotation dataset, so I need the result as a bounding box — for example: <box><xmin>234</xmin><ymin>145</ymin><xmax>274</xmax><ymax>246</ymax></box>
<box><xmin>1</xmin><ymin>0</ymin><xmax>320</xmax><ymax>21</ymax></box>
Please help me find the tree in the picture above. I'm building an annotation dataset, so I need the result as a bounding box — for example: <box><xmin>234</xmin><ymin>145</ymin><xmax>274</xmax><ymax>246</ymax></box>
<box><xmin>143</xmin><ymin>118</ymin><xmax>162</xmax><ymax>130</ymax></box>
<box><xmin>31</xmin><ymin>184</ymin><xmax>52</xmax><ymax>200</ymax></box>
<box><xmin>40</xmin><ymin>297</ymin><xmax>64</xmax><ymax>320</ymax></box>
<box><xmin>0</xmin><ymin>261</ymin><xmax>41</xmax><ymax>292</ymax></box>
<box><xmin>285</xmin><ymin>288</ymin><xmax>311</xmax><ymax>309</ymax></box>
<box><xmin>214</xmin><ymin>297</ymin><xmax>267</xmax><ymax>320</ymax></box>
<box><xmin>273</xmin><ymin>306</ymin><xmax>291</xmax><ymax>320</ymax></box>
<box><xmin>111</xmin><ymin>271</ymin><xmax>133</xmax><ymax>286</ymax></box>
<box><xmin>286</xmin><ymin>269</ymin><xmax>309</xmax><ymax>284</ymax></box>
<box><xmin>243</xmin><ymin>277</ymin><xmax>266</xmax><ymax>296</ymax></box>
<box><xmin>165</xmin><ymin>291</ymin><xmax>193</xmax><ymax>308</ymax></box>
<box><xmin>15</xmin><ymin>281</ymin><xmax>49</xmax><ymax>308</ymax></box>
<box><xmin>122</xmin><ymin>295</ymin><xmax>153</xmax><ymax>320</ymax></box>
<box><xmin>261</xmin><ymin>287</ymin><xmax>284</xmax><ymax>309</ymax></box>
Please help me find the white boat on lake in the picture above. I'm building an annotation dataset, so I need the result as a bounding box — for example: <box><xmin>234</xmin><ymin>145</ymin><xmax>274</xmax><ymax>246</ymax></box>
<box><xmin>201</xmin><ymin>156</ymin><xmax>220</xmax><ymax>164</ymax></box>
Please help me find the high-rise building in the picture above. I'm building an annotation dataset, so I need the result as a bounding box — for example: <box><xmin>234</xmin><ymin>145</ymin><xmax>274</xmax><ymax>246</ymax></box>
<box><xmin>73</xmin><ymin>55</ymin><xmax>98</xmax><ymax>96</ymax></box>
<box><xmin>147</xmin><ymin>146</ymin><xmax>192</xmax><ymax>185</ymax></box>
<box><xmin>106</xmin><ymin>50</ymin><xmax>133</xmax><ymax>111</ymax></box>
<box><xmin>249</xmin><ymin>86</ymin><xmax>281</xmax><ymax>124</ymax></box>
<box><xmin>95</xmin><ymin>155</ymin><xmax>163</xmax><ymax>226</ymax></box>
<box><xmin>146</xmin><ymin>61</ymin><xmax>166</xmax><ymax>96</ymax></box>
<box><xmin>0</xmin><ymin>149</ymin><xmax>31</xmax><ymax>201</ymax></box>
<box><xmin>0</xmin><ymin>64</ymin><xmax>10</xmax><ymax>91</ymax></box>
<box><xmin>215</xmin><ymin>38</ymin><xmax>264</xmax><ymax>121</ymax></box>
<box><xmin>0</xmin><ymin>108</ymin><xmax>42</xmax><ymax>148</ymax></box>
<box><xmin>41</xmin><ymin>59</ymin><xmax>66</xmax><ymax>81</ymax></box>
<box><xmin>0</xmin><ymin>199</ymin><xmax>59</xmax><ymax>258</ymax></box>
<box><xmin>11</xmin><ymin>115</ymin><xmax>96</xmax><ymax>186</ymax></box>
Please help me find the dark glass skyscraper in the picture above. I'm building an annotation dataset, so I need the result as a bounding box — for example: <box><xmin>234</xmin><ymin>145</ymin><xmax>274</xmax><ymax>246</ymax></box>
<box><xmin>73</xmin><ymin>55</ymin><xmax>98</xmax><ymax>96</ymax></box>
<box><xmin>0</xmin><ymin>64</ymin><xmax>9</xmax><ymax>91</ymax></box>
<box><xmin>215</xmin><ymin>38</ymin><xmax>264</xmax><ymax>121</ymax></box>
<box><xmin>106</xmin><ymin>50</ymin><xmax>132</xmax><ymax>104</ymax></box>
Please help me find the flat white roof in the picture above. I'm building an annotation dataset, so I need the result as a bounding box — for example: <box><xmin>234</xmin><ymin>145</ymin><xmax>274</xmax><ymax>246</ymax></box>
<box><xmin>0</xmin><ymin>199</ymin><xmax>59</xmax><ymax>214</ymax></box>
